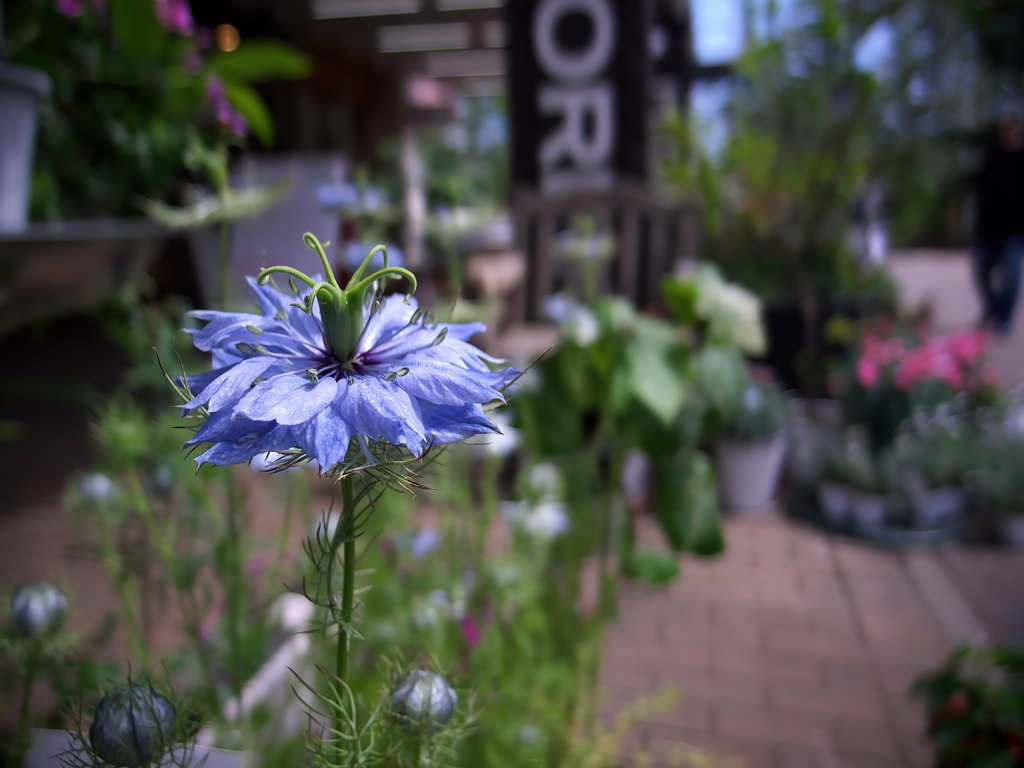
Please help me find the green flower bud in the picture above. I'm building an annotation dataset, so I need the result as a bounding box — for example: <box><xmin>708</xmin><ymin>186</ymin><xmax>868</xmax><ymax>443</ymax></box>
<box><xmin>89</xmin><ymin>685</ymin><xmax>176</xmax><ymax>768</ymax></box>
<box><xmin>389</xmin><ymin>670</ymin><xmax>457</xmax><ymax>734</ymax></box>
<box><xmin>11</xmin><ymin>582</ymin><xmax>67</xmax><ymax>638</ymax></box>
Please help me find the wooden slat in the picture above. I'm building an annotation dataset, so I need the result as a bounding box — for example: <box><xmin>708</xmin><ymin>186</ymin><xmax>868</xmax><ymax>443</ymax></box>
<box><xmin>509</xmin><ymin>183</ymin><xmax>691</xmax><ymax>322</ymax></box>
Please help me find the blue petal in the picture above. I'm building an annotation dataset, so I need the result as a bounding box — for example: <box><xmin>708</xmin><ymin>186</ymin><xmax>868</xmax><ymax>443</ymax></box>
<box><xmin>187</xmin><ymin>407</ymin><xmax>269</xmax><ymax>446</ymax></box>
<box><xmin>234</xmin><ymin>374</ymin><xmax>338</xmax><ymax>426</ymax></box>
<box><xmin>335</xmin><ymin>377</ymin><xmax>426</xmax><ymax>452</ymax></box>
<box><xmin>359</xmin><ymin>296</ymin><xmax>419</xmax><ymax>351</ymax></box>
<box><xmin>423</xmin><ymin>338</ymin><xmax>509</xmax><ymax>371</ymax></box>
<box><xmin>418</xmin><ymin>402</ymin><xmax>500</xmax><ymax>445</ymax></box>
<box><xmin>185</xmin><ymin>311</ymin><xmax>288</xmax><ymax>352</ymax></box>
<box><xmin>390</xmin><ymin>361</ymin><xmax>510</xmax><ymax>406</ymax></box>
<box><xmin>192</xmin><ymin>422</ymin><xmax>295</xmax><ymax>466</ymax></box>
<box><xmin>183</xmin><ymin>358</ymin><xmax>278</xmax><ymax>414</ymax></box>
<box><xmin>440</xmin><ymin>321</ymin><xmax>486</xmax><ymax>342</ymax></box>
<box><xmin>292</xmin><ymin>393</ymin><xmax>353</xmax><ymax>470</ymax></box>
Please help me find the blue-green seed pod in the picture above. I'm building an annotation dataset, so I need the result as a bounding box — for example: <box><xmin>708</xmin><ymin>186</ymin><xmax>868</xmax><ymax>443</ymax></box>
<box><xmin>389</xmin><ymin>670</ymin><xmax>457</xmax><ymax>734</ymax></box>
<box><xmin>11</xmin><ymin>582</ymin><xmax>67</xmax><ymax>638</ymax></box>
<box><xmin>89</xmin><ymin>685</ymin><xmax>176</xmax><ymax>768</ymax></box>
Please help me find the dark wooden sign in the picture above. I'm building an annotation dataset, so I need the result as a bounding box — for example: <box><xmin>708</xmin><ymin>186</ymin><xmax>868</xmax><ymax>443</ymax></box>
<box><xmin>506</xmin><ymin>0</ymin><xmax>651</xmax><ymax>195</ymax></box>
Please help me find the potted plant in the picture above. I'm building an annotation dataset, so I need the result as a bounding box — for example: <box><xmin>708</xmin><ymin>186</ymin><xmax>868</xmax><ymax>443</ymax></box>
<box><xmin>713</xmin><ymin>380</ymin><xmax>787</xmax><ymax>511</ymax></box>
<box><xmin>911</xmin><ymin>644</ymin><xmax>1024</xmax><ymax>768</ymax></box>
<box><xmin>897</xmin><ymin>412</ymin><xmax>978</xmax><ymax>529</ymax></box>
<box><xmin>817</xmin><ymin>442</ymin><xmax>856</xmax><ymax>526</ymax></box>
<box><xmin>0</xmin><ymin>2</ymin><xmax>51</xmax><ymax>230</ymax></box>
<box><xmin>817</xmin><ymin>431</ymin><xmax>891</xmax><ymax>529</ymax></box>
<box><xmin>972</xmin><ymin>436</ymin><xmax>1024</xmax><ymax>548</ymax></box>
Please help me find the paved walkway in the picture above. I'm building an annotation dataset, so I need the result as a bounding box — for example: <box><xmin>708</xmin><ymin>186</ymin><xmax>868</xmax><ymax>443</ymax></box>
<box><xmin>602</xmin><ymin>515</ymin><xmax>962</xmax><ymax>768</ymax></box>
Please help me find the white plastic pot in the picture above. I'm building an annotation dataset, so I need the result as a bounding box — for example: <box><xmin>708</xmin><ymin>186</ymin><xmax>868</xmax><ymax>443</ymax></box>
<box><xmin>714</xmin><ymin>435</ymin><xmax>785</xmax><ymax>511</ymax></box>
<box><xmin>0</xmin><ymin>62</ymin><xmax>51</xmax><ymax>231</ymax></box>
<box><xmin>915</xmin><ymin>487</ymin><xmax>968</xmax><ymax>529</ymax></box>
<box><xmin>1003</xmin><ymin>516</ymin><xmax>1024</xmax><ymax>548</ymax></box>
<box><xmin>849</xmin><ymin>491</ymin><xmax>888</xmax><ymax>530</ymax></box>
<box><xmin>818</xmin><ymin>481</ymin><xmax>851</xmax><ymax>525</ymax></box>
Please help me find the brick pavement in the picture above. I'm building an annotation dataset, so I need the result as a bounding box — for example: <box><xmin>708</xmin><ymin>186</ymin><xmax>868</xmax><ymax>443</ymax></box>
<box><xmin>601</xmin><ymin>514</ymin><xmax>954</xmax><ymax>768</ymax></box>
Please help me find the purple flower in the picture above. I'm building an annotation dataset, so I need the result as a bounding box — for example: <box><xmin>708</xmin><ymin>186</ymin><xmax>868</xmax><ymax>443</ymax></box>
<box><xmin>56</xmin><ymin>0</ymin><xmax>86</xmax><ymax>17</ymax></box>
<box><xmin>206</xmin><ymin>76</ymin><xmax>248</xmax><ymax>137</ymax></box>
<box><xmin>178</xmin><ymin>235</ymin><xmax>520</xmax><ymax>473</ymax></box>
<box><xmin>154</xmin><ymin>0</ymin><xmax>195</xmax><ymax>36</ymax></box>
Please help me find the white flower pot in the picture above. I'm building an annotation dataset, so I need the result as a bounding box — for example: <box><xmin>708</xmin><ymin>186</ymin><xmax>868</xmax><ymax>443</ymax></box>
<box><xmin>849</xmin><ymin>491</ymin><xmax>888</xmax><ymax>529</ymax></box>
<box><xmin>1002</xmin><ymin>516</ymin><xmax>1024</xmax><ymax>548</ymax></box>
<box><xmin>818</xmin><ymin>481</ymin><xmax>851</xmax><ymax>525</ymax></box>
<box><xmin>915</xmin><ymin>487</ymin><xmax>968</xmax><ymax>529</ymax></box>
<box><xmin>0</xmin><ymin>62</ymin><xmax>51</xmax><ymax>231</ymax></box>
<box><xmin>197</xmin><ymin>594</ymin><xmax>315</xmax><ymax>751</ymax></box>
<box><xmin>24</xmin><ymin>730</ymin><xmax>244</xmax><ymax>768</ymax></box>
<box><xmin>714</xmin><ymin>435</ymin><xmax>785</xmax><ymax>511</ymax></box>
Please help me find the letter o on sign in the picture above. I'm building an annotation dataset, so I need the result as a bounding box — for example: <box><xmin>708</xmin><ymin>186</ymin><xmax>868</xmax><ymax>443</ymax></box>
<box><xmin>533</xmin><ymin>0</ymin><xmax>615</xmax><ymax>85</ymax></box>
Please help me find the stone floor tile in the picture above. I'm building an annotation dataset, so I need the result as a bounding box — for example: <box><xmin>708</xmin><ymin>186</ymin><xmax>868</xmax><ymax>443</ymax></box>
<box><xmin>832</xmin><ymin>718</ymin><xmax>904</xmax><ymax>761</ymax></box>
<box><xmin>710</xmin><ymin>604</ymin><xmax>764</xmax><ymax>638</ymax></box>
<box><xmin>712</xmin><ymin>700</ymin><xmax>836</xmax><ymax>750</ymax></box>
<box><xmin>664</xmin><ymin>626</ymin><xmax>760</xmax><ymax>654</ymax></box>
<box><xmin>762</xmin><ymin>626</ymin><xmax>867</xmax><ymax>661</ymax></box>
<box><xmin>767</xmin><ymin>678</ymin><xmax>887</xmax><ymax>721</ymax></box>
<box><xmin>712</xmin><ymin>645</ymin><xmax>823</xmax><ymax>683</ymax></box>
<box><xmin>774</xmin><ymin>744</ymin><xmax>908</xmax><ymax>768</ymax></box>
<box><xmin>644</xmin><ymin>695</ymin><xmax>715</xmax><ymax>735</ymax></box>
<box><xmin>818</xmin><ymin>660</ymin><xmax>882</xmax><ymax>690</ymax></box>
<box><xmin>647</xmin><ymin>726</ymin><xmax>777</xmax><ymax>768</ymax></box>
<box><xmin>673</xmin><ymin>667</ymin><xmax>769</xmax><ymax>705</ymax></box>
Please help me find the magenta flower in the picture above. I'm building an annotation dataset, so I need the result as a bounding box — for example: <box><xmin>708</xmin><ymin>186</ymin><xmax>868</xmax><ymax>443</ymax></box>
<box><xmin>56</xmin><ymin>0</ymin><xmax>86</xmax><ymax>16</ymax></box>
<box><xmin>154</xmin><ymin>0</ymin><xmax>195</xmax><ymax>36</ymax></box>
<box><xmin>459</xmin><ymin>615</ymin><xmax>482</xmax><ymax>647</ymax></box>
<box><xmin>206</xmin><ymin>76</ymin><xmax>248</xmax><ymax>137</ymax></box>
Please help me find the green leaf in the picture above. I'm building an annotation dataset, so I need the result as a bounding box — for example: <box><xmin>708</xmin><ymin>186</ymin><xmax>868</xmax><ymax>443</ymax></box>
<box><xmin>624</xmin><ymin>547</ymin><xmax>680</xmax><ymax>586</ymax></box>
<box><xmin>109</xmin><ymin>0</ymin><xmax>166</xmax><ymax>60</ymax></box>
<box><xmin>207</xmin><ymin>40</ymin><xmax>313</xmax><ymax>83</ymax></box>
<box><xmin>222</xmin><ymin>80</ymin><xmax>274</xmax><ymax>146</ymax></box>
<box><xmin>624</xmin><ymin>316</ymin><xmax>687</xmax><ymax>427</ymax></box>
<box><xmin>653</xmin><ymin>451</ymin><xmax>725</xmax><ymax>556</ymax></box>
<box><xmin>662</xmin><ymin>276</ymin><xmax>700</xmax><ymax>325</ymax></box>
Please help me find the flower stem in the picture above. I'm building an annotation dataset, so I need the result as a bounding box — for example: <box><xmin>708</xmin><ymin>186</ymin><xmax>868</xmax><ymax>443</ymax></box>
<box><xmin>224</xmin><ymin>471</ymin><xmax>246</xmax><ymax>706</ymax></box>
<box><xmin>336</xmin><ymin>477</ymin><xmax>357</xmax><ymax>684</ymax></box>
<box><xmin>412</xmin><ymin>735</ymin><xmax>423</xmax><ymax>768</ymax></box>
<box><xmin>15</xmin><ymin>641</ymin><xmax>41</xmax><ymax>763</ymax></box>
<box><xmin>218</xmin><ymin>220</ymin><xmax>231</xmax><ymax>309</ymax></box>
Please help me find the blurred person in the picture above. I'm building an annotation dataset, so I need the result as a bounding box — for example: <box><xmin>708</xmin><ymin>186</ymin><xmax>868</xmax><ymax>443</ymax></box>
<box><xmin>969</xmin><ymin>111</ymin><xmax>1024</xmax><ymax>335</ymax></box>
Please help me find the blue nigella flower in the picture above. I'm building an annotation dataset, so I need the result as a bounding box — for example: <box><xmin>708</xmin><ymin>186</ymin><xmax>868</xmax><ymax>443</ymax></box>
<box><xmin>178</xmin><ymin>235</ymin><xmax>520</xmax><ymax>472</ymax></box>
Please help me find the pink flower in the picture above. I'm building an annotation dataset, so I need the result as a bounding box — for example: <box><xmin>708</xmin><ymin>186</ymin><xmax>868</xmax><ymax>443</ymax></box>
<box><xmin>460</xmin><ymin>615</ymin><xmax>482</xmax><ymax>647</ymax></box>
<box><xmin>154</xmin><ymin>0</ymin><xmax>195</xmax><ymax>36</ymax></box>
<box><xmin>856</xmin><ymin>358</ymin><xmax>879</xmax><ymax>388</ymax></box>
<box><xmin>944</xmin><ymin>330</ymin><xmax>989</xmax><ymax>367</ymax></box>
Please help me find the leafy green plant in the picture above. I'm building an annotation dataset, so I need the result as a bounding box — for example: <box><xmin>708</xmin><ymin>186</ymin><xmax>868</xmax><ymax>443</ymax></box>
<box><xmin>6</xmin><ymin>0</ymin><xmax>310</xmax><ymax>220</ymax></box>
<box><xmin>972</xmin><ymin>437</ymin><xmax>1024</xmax><ymax>517</ymax></box>
<box><xmin>720</xmin><ymin>381</ymin><xmax>787</xmax><ymax>443</ymax></box>
<box><xmin>912</xmin><ymin>645</ymin><xmax>1024</xmax><ymax>768</ymax></box>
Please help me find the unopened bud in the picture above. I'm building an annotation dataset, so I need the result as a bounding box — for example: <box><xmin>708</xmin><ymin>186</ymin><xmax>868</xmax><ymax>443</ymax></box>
<box><xmin>11</xmin><ymin>582</ymin><xmax>67</xmax><ymax>638</ymax></box>
<box><xmin>389</xmin><ymin>670</ymin><xmax>457</xmax><ymax>734</ymax></box>
<box><xmin>89</xmin><ymin>685</ymin><xmax>176</xmax><ymax>768</ymax></box>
